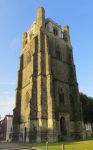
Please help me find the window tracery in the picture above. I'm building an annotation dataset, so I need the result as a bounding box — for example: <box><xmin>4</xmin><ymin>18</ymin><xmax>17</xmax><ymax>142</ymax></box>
<box><xmin>59</xmin><ymin>88</ymin><xmax>64</xmax><ymax>104</ymax></box>
<box><xmin>56</xmin><ymin>47</ymin><xmax>60</xmax><ymax>60</ymax></box>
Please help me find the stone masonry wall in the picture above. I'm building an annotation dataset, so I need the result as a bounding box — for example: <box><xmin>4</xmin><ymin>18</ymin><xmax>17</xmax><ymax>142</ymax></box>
<box><xmin>13</xmin><ymin>7</ymin><xmax>85</xmax><ymax>142</ymax></box>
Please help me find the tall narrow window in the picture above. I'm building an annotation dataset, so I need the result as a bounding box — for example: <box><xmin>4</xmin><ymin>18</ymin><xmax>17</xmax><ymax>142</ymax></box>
<box><xmin>53</xmin><ymin>28</ymin><xmax>57</xmax><ymax>35</ymax></box>
<box><xmin>59</xmin><ymin>89</ymin><xmax>64</xmax><ymax>104</ymax></box>
<box><xmin>45</xmin><ymin>23</ymin><xmax>48</xmax><ymax>29</ymax></box>
<box><xmin>62</xmin><ymin>93</ymin><xmax>64</xmax><ymax>104</ymax></box>
<box><xmin>56</xmin><ymin>48</ymin><xmax>60</xmax><ymax>60</ymax></box>
<box><xmin>59</xmin><ymin>93</ymin><xmax>61</xmax><ymax>104</ymax></box>
<box><xmin>56</xmin><ymin>29</ymin><xmax>57</xmax><ymax>35</ymax></box>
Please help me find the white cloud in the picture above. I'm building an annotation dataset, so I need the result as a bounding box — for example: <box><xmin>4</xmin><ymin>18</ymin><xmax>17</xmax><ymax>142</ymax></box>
<box><xmin>0</xmin><ymin>96</ymin><xmax>15</xmax><ymax>119</ymax></box>
<box><xmin>0</xmin><ymin>96</ymin><xmax>15</xmax><ymax>105</ymax></box>
<box><xmin>0</xmin><ymin>80</ymin><xmax>16</xmax><ymax>119</ymax></box>
<box><xmin>1</xmin><ymin>82</ymin><xmax>15</xmax><ymax>85</ymax></box>
<box><xmin>10</xmin><ymin>38</ymin><xmax>18</xmax><ymax>49</ymax></box>
<box><xmin>0</xmin><ymin>80</ymin><xmax>16</xmax><ymax>85</ymax></box>
<box><xmin>0</xmin><ymin>96</ymin><xmax>4</xmax><ymax>98</ymax></box>
<box><xmin>1</xmin><ymin>92</ymin><xmax>15</xmax><ymax>94</ymax></box>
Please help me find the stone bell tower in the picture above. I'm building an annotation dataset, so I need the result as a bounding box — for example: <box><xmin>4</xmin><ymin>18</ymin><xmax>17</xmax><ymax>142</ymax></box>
<box><xmin>12</xmin><ymin>7</ymin><xmax>86</xmax><ymax>143</ymax></box>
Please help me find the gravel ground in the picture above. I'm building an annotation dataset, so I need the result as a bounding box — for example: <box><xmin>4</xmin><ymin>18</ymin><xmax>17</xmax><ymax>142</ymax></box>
<box><xmin>0</xmin><ymin>141</ymin><xmax>35</xmax><ymax>150</ymax></box>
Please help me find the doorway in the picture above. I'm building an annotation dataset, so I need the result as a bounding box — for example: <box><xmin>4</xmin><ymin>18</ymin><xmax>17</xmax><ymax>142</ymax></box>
<box><xmin>60</xmin><ymin>116</ymin><xmax>66</xmax><ymax>135</ymax></box>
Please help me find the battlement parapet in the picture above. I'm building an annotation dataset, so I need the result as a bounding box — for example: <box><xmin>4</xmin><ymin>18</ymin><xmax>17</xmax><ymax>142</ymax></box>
<box><xmin>27</xmin><ymin>20</ymin><xmax>37</xmax><ymax>42</ymax></box>
<box><xmin>45</xmin><ymin>18</ymin><xmax>62</xmax><ymax>38</ymax></box>
<box><xmin>46</xmin><ymin>18</ymin><xmax>61</xmax><ymax>29</ymax></box>
<box><xmin>27</xmin><ymin>20</ymin><xmax>37</xmax><ymax>34</ymax></box>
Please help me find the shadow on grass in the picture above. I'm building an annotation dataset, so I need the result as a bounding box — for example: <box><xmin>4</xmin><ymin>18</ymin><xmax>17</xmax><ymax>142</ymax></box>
<box><xmin>20</xmin><ymin>137</ymin><xmax>93</xmax><ymax>148</ymax></box>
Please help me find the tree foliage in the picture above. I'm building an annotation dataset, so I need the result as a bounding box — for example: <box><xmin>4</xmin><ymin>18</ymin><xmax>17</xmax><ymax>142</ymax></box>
<box><xmin>79</xmin><ymin>92</ymin><xmax>93</xmax><ymax>123</ymax></box>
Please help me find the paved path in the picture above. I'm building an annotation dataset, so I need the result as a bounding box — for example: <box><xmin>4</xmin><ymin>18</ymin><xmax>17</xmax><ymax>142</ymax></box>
<box><xmin>0</xmin><ymin>141</ymin><xmax>37</xmax><ymax>150</ymax></box>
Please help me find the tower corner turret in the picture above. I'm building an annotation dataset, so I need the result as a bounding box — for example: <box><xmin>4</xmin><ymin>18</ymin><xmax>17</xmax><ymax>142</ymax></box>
<box><xmin>37</xmin><ymin>7</ymin><xmax>45</xmax><ymax>29</ymax></box>
<box><xmin>62</xmin><ymin>25</ymin><xmax>70</xmax><ymax>43</ymax></box>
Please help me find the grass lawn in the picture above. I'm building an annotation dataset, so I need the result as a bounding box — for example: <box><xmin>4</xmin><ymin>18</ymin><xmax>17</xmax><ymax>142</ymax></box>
<box><xmin>21</xmin><ymin>137</ymin><xmax>93</xmax><ymax>150</ymax></box>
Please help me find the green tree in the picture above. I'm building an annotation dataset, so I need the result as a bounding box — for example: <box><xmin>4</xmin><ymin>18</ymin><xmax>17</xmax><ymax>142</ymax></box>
<box><xmin>79</xmin><ymin>92</ymin><xmax>90</xmax><ymax>123</ymax></box>
<box><xmin>79</xmin><ymin>92</ymin><xmax>93</xmax><ymax>123</ymax></box>
<box><xmin>88</xmin><ymin>97</ymin><xmax>93</xmax><ymax>123</ymax></box>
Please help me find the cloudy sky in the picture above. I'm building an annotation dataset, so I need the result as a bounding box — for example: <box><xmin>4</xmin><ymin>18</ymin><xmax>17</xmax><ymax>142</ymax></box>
<box><xmin>0</xmin><ymin>0</ymin><xmax>93</xmax><ymax>120</ymax></box>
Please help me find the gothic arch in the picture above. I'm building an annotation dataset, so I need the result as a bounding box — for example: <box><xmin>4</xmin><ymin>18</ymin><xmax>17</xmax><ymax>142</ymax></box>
<box><xmin>56</xmin><ymin>47</ymin><xmax>60</xmax><ymax>60</ymax></box>
<box><xmin>53</xmin><ymin>28</ymin><xmax>57</xmax><ymax>35</ymax></box>
<box><xmin>60</xmin><ymin>116</ymin><xmax>66</xmax><ymax>135</ymax></box>
<box><xmin>59</xmin><ymin>88</ymin><xmax>64</xmax><ymax>104</ymax></box>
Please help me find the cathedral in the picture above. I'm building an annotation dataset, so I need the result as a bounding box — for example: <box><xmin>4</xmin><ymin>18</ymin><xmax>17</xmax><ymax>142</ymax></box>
<box><xmin>12</xmin><ymin>7</ymin><xmax>86</xmax><ymax>142</ymax></box>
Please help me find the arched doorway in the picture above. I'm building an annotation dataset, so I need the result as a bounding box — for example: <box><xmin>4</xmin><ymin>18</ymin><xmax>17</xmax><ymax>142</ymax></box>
<box><xmin>60</xmin><ymin>116</ymin><xmax>66</xmax><ymax>135</ymax></box>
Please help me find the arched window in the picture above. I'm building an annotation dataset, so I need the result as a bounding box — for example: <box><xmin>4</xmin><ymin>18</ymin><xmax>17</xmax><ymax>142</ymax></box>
<box><xmin>27</xmin><ymin>51</ymin><xmax>31</xmax><ymax>65</ymax></box>
<box><xmin>45</xmin><ymin>23</ymin><xmax>48</xmax><ymax>29</ymax></box>
<box><xmin>56</xmin><ymin>48</ymin><xmax>60</xmax><ymax>60</ymax></box>
<box><xmin>59</xmin><ymin>89</ymin><xmax>64</xmax><ymax>104</ymax></box>
<box><xmin>53</xmin><ymin>28</ymin><xmax>57</xmax><ymax>35</ymax></box>
<box><xmin>60</xmin><ymin>116</ymin><xmax>66</xmax><ymax>135</ymax></box>
<box><xmin>25</xmin><ymin>91</ymin><xmax>30</xmax><ymax>108</ymax></box>
<box><xmin>69</xmin><ymin>54</ymin><xmax>71</xmax><ymax>59</ymax></box>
